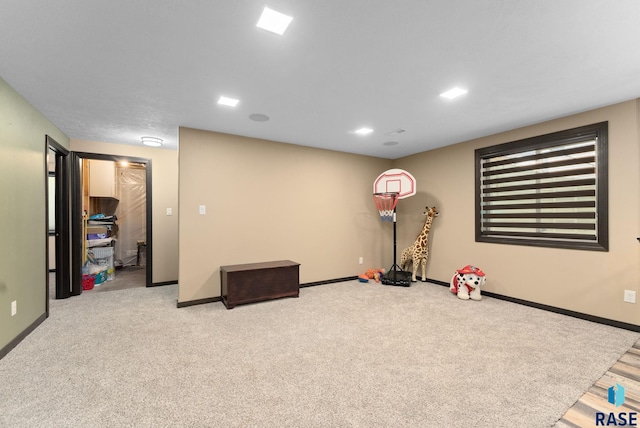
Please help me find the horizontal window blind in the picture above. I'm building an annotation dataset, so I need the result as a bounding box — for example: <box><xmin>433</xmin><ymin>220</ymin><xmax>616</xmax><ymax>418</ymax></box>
<box><xmin>475</xmin><ymin>122</ymin><xmax>608</xmax><ymax>251</ymax></box>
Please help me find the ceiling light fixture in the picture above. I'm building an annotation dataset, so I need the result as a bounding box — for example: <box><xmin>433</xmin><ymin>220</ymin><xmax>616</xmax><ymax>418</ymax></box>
<box><xmin>386</xmin><ymin>128</ymin><xmax>406</xmax><ymax>136</ymax></box>
<box><xmin>249</xmin><ymin>113</ymin><xmax>270</xmax><ymax>122</ymax></box>
<box><xmin>218</xmin><ymin>96</ymin><xmax>239</xmax><ymax>107</ymax></box>
<box><xmin>440</xmin><ymin>87</ymin><xmax>468</xmax><ymax>100</ymax></box>
<box><xmin>256</xmin><ymin>6</ymin><xmax>293</xmax><ymax>35</ymax></box>
<box><xmin>355</xmin><ymin>127</ymin><xmax>374</xmax><ymax>135</ymax></box>
<box><xmin>141</xmin><ymin>136</ymin><xmax>163</xmax><ymax>147</ymax></box>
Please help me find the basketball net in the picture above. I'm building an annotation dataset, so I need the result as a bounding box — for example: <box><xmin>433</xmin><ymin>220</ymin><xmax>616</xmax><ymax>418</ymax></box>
<box><xmin>373</xmin><ymin>192</ymin><xmax>399</xmax><ymax>222</ymax></box>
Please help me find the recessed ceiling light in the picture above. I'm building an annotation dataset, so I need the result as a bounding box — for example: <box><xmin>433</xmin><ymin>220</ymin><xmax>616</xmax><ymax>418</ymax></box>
<box><xmin>355</xmin><ymin>127</ymin><xmax>374</xmax><ymax>135</ymax></box>
<box><xmin>218</xmin><ymin>96</ymin><xmax>239</xmax><ymax>107</ymax></box>
<box><xmin>141</xmin><ymin>137</ymin><xmax>163</xmax><ymax>147</ymax></box>
<box><xmin>383</xmin><ymin>141</ymin><xmax>399</xmax><ymax>146</ymax></box>
<box><xmin>440</xmin><ymin>87</ymin><xmax>468</xmax><ymax>100</ymax></box>
<box><xmin>256</xmin><ymin>7</ymin><xmax>293</xmax><ymax>35</ymax></box>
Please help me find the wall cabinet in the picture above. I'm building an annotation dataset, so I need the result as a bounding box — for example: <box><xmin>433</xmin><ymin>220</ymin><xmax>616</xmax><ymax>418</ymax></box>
<box><xmin>89</xmin><ymin>160</ymin><xmax>117</xmax><ymax>198</ymax></box>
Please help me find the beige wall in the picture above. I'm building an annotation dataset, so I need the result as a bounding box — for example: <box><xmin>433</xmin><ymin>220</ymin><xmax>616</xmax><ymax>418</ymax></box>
<box><xmin>394</xmin><ymin>99</ymin><xmax>640</xmax><ymax>325</ymax></box>
<box><xmin>178</xmin><ymin>128</ymin><xmax>391</xmax><ymax>303</ymax></box>
<box><xmin>70</xmin><ymin>139</ymin><xmax>179</xmax><ymax>283</ymax></box>
<box><xmin>0</xmin><ymin>76</ymin><xmax>69</xmax><ymax>352</ymax></box>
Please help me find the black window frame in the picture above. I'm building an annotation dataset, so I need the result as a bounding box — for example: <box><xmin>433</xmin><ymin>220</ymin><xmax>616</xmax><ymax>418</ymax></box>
<box><xmin>475</xmin><ymin>122</ymin><xmax>608</xmax><ymax>251</ymax></box>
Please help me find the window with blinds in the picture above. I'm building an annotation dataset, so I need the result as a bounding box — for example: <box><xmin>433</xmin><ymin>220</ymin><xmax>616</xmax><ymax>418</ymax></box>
<box><xmin>475</xmin><ymin>122</ymin><xmax>608</xmax><ymax>251</ymax></box>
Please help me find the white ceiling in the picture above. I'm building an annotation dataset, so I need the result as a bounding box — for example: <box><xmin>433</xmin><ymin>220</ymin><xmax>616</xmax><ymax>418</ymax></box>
<box><xmin>1</xmin><ymin>1</ymin><xmax>640</xmax><ymax>159</ymax></box>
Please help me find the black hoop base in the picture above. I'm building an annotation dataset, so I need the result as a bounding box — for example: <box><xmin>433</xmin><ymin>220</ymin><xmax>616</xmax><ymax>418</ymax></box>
<box><xmin>381</xmin><ymin>264</ymin><xmax>412</xmax><ymax>287</ymax></box>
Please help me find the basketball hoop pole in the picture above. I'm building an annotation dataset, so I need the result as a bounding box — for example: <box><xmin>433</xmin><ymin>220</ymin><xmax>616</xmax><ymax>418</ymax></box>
<box><xmin>373</xmin><ymin>195</ymin><xmax>409</xmax><ymax>286</ymax></box>
<box><xmin>373</xmin><ymin>192</ymin><xmax>407</xmax><ymax>285</ymax></box>
<box><xmin>390</xmin><ymin>207</ymin><xmax>401</xmax><ymax>281</ymax></box>
<box><xmin>380</xmin><ymin>205</ymin><xmax>410</xmax><ymax>286</ymax></box>
<box><xmin>384</xmin><ymin>206</ymin><xmax>412</xmax><ymax>286</ymax></box>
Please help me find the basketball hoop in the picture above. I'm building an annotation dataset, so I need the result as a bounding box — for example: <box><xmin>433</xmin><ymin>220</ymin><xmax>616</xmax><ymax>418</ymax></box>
<box><xmin>372</xmin><ymin>169</ymin><xmax>416</xmax><ymax>287</ymax></box>
<box><xmin>373</xmin><ymin>192</ymin><xmax>399</xmax><ymax>222</ymax></box>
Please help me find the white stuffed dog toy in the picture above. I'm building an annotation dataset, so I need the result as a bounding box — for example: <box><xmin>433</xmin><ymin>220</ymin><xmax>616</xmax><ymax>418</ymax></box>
<box><xmin>450</xmin><ymin>265</ymin><xmax>486</xmax><ymax>301</ymax></box>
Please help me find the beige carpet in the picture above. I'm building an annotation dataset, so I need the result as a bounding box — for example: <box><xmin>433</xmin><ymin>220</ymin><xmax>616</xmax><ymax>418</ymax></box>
<box><xmin>2</xmin><ymin>280</ymin><xmax>639</xmax><ymax>427</ymax></box>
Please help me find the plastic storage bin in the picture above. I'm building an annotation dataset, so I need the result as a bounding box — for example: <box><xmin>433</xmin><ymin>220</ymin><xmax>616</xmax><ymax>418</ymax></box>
<box><xmin>90</xmin><ymin>247</ymin><xmax>115</xmax><ymax>281</ymax></box>
<box><xmin>82</xmin><ymin>274</ymin><xmax>95</xmax><ymax>290</ymax></box>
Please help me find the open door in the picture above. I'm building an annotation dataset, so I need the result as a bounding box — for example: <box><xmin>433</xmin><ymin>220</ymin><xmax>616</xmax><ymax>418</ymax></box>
<box><xmin>45</xmin><ymin>136</ymin><xmax>71</xmax><ymax>302</ymax></box>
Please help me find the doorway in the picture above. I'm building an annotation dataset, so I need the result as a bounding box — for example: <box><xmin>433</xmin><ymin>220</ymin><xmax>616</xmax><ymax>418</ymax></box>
<box><xmin>71</xmin><ymin>152</ymin><xmax>152</xmax><ymax>294</ymax></box>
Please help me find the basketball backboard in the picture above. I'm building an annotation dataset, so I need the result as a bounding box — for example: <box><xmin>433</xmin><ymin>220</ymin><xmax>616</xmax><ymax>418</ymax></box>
<box><xmin>373</xmin><ymin>169</ymin><xmax>416</xmax><ymax>199</ymax></box>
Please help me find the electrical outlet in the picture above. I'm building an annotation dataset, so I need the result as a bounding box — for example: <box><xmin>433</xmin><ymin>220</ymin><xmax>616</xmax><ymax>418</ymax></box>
<box><xmin>624</xmin><ymin>290</ymin><xmax>636</xmax><ymax>303</ymax></box>
<box><xmin>11</xmin><ymin>300</ymin><xmax>17</xmax><ymax>316</ymax></box>
<box><xmin>359</xmin><ymin>257</ymin><xmax>363</xmax><ymax>264</ymax></box>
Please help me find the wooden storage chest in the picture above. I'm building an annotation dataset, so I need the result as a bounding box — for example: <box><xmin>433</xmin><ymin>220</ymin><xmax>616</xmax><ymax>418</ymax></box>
<box><xmin>220</xmin><ymin>260</ymin><xmax>300</xmax><ymax>309</ymax></box>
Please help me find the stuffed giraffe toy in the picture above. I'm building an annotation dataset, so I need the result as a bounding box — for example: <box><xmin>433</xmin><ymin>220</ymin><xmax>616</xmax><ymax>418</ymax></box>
<box><xmin>400</xmin><ymin>206</ymin><xmax>439</xmax><ymax>282</ymax></box>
